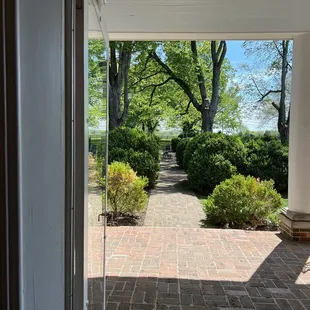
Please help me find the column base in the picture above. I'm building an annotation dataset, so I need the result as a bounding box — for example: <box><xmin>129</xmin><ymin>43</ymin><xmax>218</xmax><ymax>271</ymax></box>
<box><xmin>279</xmin><ymin>208</ymin><xmax>310</xmax><ymax>241</ymax></box>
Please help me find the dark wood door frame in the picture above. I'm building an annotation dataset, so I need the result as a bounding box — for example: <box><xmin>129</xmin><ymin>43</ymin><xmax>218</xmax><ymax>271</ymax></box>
<box><xmin>0</xmin><ymin>0</ymin><xmax>20</xmax><ymax>309</ymax></box>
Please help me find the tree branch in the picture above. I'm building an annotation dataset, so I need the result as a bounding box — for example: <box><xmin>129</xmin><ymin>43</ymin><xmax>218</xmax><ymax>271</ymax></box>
<box><xmin>273</xmin><ymin>40</ymin><xmax>284</xmax><ymax>59</ymax></box>
<box><xmin>148</xmin><ymin>51</ymin><xmax>201</xmax><ymax>111</ymax></box>
<box><xmin>271</xmin><ymin>101</ymin><xmax>280</xmax><ymax>111</ymax></box>
<box><xmin>216</xmin><ymin>41</ymin><xmax>224</xmax><ymax>60</ymax></box>
<box><xmin>258</xmin><ymin>89</ymin><xmax>282</xmax><ymax>102</ymax></box>
<box><xmin>136</xmin><ymin>54</ymin><xmax>152</xmax><ymax>76</ymax></box>
<box><xmin>129</xmin><ymin>70</ymin><xmax>164</xmax><ymax>89</ymax></box>
<box><xmin>218</xmin><ymin>41</ymin><xmax>227</xmax><ymax>66</ymax></box>
<box><xmin>190</xmin><ymin>41</ymin><xmax>207</xmax><ymax>102</ymax></box>
<box><xmin>273</xmin><ymin>40</ymin><xmax>292</xmax><ymax>70</ymax></box>
<box><xmin>180</xmin><ymin>100</ymin><xmax>192</xmax><ymax>115</ymax></box>
<box><xmin>211</xmin><ymin>41</ymin><xmax>227</xmax><ymax>66</ymax></box>
<box><xmin>136</xmin><ymin>77</ymin><xmax>172</xmax><ymax>94</ymax></box>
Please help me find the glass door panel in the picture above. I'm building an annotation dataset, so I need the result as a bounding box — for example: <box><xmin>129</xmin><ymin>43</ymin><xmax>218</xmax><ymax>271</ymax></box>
<box><xmin>87</xmin><ymin>1</ymin><xmax>109</xmax><ymax>308</ymax></box>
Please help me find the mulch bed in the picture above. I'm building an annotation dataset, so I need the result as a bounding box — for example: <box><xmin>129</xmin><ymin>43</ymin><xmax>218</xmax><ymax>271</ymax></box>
<box><xmin>106</xmin><ymin>211</ymin><xmax>146</xmax><ymax>226</ymax></box>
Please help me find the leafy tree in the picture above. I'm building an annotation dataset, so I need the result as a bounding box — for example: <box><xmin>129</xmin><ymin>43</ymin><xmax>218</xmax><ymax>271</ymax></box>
<box><xmin>88</xmin><ymin>40</ymin><xmax>242</xmax><ymax>135</ymax></box>
<box><xmin>147</xmin><ymin>41</ymin><xmax>228</xmax><ymax>132</ymax></box>
<box><xmin>242</xmin><ymin>40</ymin><xmax>292</xmax><ymax>145</ymax></box>
<box><xmin>88</xmin><ymin>39</ymin><xmax>108</xmax><ymax>127</ymax></box>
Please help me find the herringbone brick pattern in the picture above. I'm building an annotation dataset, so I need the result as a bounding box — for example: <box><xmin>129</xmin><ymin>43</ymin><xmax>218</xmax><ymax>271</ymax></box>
<box><xmin>88</xmin><ymin>227</ymin><xmax>310</xmax><ymax>310</ymax></box>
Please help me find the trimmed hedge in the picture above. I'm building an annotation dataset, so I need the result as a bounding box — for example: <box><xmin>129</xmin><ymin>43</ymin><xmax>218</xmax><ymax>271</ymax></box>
<box><xmin>109</xmin><ymin>127</ymin><xmax>160</xmax><ymax>161</ymax></box>
<box><xmin>109</xmin><ymin>148</ymin><xmax>159</xmax><ymax>188</ymax></box>
<box><xmin>108</xmin><ymin>127</ymin><xmax>160</xmax><ymax>188</ymax></box>
<box><xmin>178</xmin><ymin>132</ymin><xmax>288</xmax><ymax>194</ymax></box>
<box><xmin>188</xmin><ymin>153</ymin><xmax>237</xmax><ymax>193</ymax></box>
<box><xmin>183</xmin><ymin>133</ymin><xmax>246</xmax><ymax>172</ymax></box>
<box><xmin>176</xmin><ymin>139</ymin><xmax>190</xmax><ymax>168</ymax></box>
<box><xmin>171</xmin><ymin>137</ymin><xmax>181</xmax><ymax>152</ymax></box>
<box><xmin>203</xmin><ymin>175</ymin><xmax>283</xmax><ymax>228</ymax></box>
<box><xmin>244</xmin><ymin>137</ymin><xmax>288</xmax><ymax>192</ymax></box>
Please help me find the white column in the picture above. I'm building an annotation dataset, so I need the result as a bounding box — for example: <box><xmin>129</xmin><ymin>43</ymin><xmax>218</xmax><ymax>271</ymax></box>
<box><xmin>288</xmin><ymin>33</ymin><xmax>310</xmax><ymax>214</ymax></box>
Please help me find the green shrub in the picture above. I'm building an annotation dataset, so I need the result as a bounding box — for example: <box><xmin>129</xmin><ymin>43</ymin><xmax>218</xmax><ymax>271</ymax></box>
<box><xmin>245</xmin><ymin>137</ymin><xmax>288</xmax><ymax>192</ymax></box>
<box><xmin>106</xmin><ymin>162</ymin><xmax>148</xmax><ymax>216</ymax></box>
<box><xmin>171</xmin><ymin>137</ymin><xmax>181</xmax><ymax>152</ymax></box>
<box><xmin>203</xmin><ymin>175</ymin><xmax>283</xmax><ymax>228</ymax></box>
<box><xmin>95</xmin><ymin>136</ymin><xmax>107</xmax><ymax>158</ymax></box>
<box><xmin>188</xmin><ymin>153</ymin><xmax>237</xmax><ymax>193</ymax></box>
<box><xmin>176</xmin><ymin>138</ymin><xmax>190</xmax><ymax>168</ymax></box>
<box><xmin>109</xmin><ymin>148</ymin><xmax>159</xmax><ymax>188</ymax></box>
<box><xmin>183</xmin><ymin>132</ymin><xmax>246</xmax><ymax>172</ymax></box>
<box><xmin>107</xmin><ymin>127</ymin><xmax>160</xmax><ymax>188</ymax></box>
<box><xmin>183</xmin><ymin>133</ymin><xmax>212</xmax><ymax>171</ymax></box>
<box><xmin>127</xmin><ymin>151</ymin><xmax>159</xmax><ymax>188</ymax></box>
<box><xmin>109</xmin><ymin>127</ymin><xmax>160</xmax><ymax>160</ymax></box>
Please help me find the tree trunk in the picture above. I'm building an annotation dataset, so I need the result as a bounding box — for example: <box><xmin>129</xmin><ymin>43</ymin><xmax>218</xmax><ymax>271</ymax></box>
<box><xmin>279</xmin><ymin>123</ymin><xmax>289</xmax><ymax>145</ymax></box>
<box><xmin>209</xmin><ymin>41</ymin><xmax>227</xmax><ymax>133</ymax></box>
<box><xmin>201</xmin><ymin>100</ymin><xmax>214</xmax><ymax>132</ymax></box>
<box><xmin>278</xmin><ymin>40</ymin><xmax>289</xmax><ymax>145</ymax></box>
<box><xmin>108</xmin><ymin>42</ymin><xmax>133</xmax><ymax>131</ymax></box>
<box><xmin>109</xmin><ymin>85</ymin><xmax>121</xmax><ymax>130</ymax></box>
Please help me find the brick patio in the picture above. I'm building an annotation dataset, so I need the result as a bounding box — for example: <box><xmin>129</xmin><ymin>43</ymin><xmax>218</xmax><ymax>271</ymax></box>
<box><xmin>88</xmin><ymin>227</ymin><xmax>310</xmax><ymax>310</ymax></box>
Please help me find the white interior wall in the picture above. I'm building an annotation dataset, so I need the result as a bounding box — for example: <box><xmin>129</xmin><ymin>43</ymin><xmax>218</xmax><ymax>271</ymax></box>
<box><xmin>18</xmin><ymin>0</ymin><xmax>65</xmax><ymax>308</ymax></box>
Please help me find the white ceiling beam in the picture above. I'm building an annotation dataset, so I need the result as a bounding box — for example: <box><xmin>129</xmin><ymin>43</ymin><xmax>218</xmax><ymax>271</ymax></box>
<box><xmin>89</xmin><ymin>0</ymin><xmax>310</xmax><ymax>41</ymax></box>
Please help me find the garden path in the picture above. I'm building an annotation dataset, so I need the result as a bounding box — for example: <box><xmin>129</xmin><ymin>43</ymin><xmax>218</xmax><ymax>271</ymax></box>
<box><xmin>144</xmin><ymin>155</ymin><xmax>205</xmax><ymax>228</ymax></box>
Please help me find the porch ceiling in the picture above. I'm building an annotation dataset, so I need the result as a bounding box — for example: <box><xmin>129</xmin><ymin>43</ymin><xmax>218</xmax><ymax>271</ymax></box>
<box><xmin>89</xmin><ymin>0</ymin><xmax>310</xmax><ymax>41</ymax></box>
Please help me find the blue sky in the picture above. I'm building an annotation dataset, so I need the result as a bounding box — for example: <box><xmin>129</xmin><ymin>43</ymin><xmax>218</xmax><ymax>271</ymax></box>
<box><xmin>226</xmin><ymin>41</ymin><xmax>247</xmax><ymax>68</ymax></box>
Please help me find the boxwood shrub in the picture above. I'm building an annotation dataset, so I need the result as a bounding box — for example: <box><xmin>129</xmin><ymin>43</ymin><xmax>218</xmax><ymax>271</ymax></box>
<box><xmin>187</xmin><ymin>152</ymin><xmax>237</xmax><ymax>193</ymax></box>
<box><xmin>171</xmin><ymin>137</ymin><xmax>181</xmax><ymax>152</ymax></box>
<box><xmin>244</xmin><ymin>137</ymin><xmax>288</xmax><ymax>192</ymax></box>
<box><xmin>176</xmin><ymin>138</ymin><xmax>190</xmax><ymax>168</ymax></box>
<box><xmin>183</xmin><ymin>132</ymin><xmax>246</xmax><ymax>172</ymax></box>
<box><xmin>203</xmin><ymin>174</ymin><xmax>283</xmax><ymax>228</ymax></box>
<box><xmin>108</xmin><ymin>127</ymin><xmax>160</xmax><ymax>188</ymax></box>
<box><xmin>109</xmin><ymin>127</ymin><xmax>160</xmax><ymax>161</ymax></box>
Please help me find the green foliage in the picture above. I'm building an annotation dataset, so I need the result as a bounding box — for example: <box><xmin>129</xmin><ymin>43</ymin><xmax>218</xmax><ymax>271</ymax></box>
<box><xmin>171</xmin><ymin>137</ymin><xmax>181</xmax><ymax>152</ymax></box>
<box><xmin>109</xmin><ymin>148</ymin><xmax>159</xmax><ymax>188</ymax></box>
<box><xmin>108</xmin><ymin>127</ymin><xmax>160</xmax><ymax>188</ymax></box>
<box><xmin>109</xmin><ymin>127</ymin><xmax>160</xmax><ymax>161</ymax></box>
<box><xmin>244</xmin><ymin>137</ymin><xmax>288</xmax><ymax>192</ymax></box>
<box><xmin>88</xmin><ymin>40</ymin><xmax>108</xmax><ymax>128</ymax></box>
<box><xmin>106</xmin><ymin>162</ymin><xmax>148</xmax><ymax>216</ymax></box>
<box><xmin>188</xmin><ymin>153</ymin><xmax>237</xmax><ymax>193</ymax></box>
<box><xmin>183</xmin><ymin>132</ymin><xmax>247</xmax><ymax>172</ymax></box>
<box><xmin>176</xmin><ymin>139</ymin><xmax>190</xmax><ymax>168</ymax></box>
<box><xmin>203</xmin><ymin>175</ymin><xmax>283</xmax><ymax>228</ymax></box>
<box><xmin>183</xmin><ymin>134</ymin><xmax>210</xmax><ymax>171</ymax></box>
<box><xmin>214</xmin><ymin>86</ymin><xmax>243</xmax><ymax>133</ymax></box>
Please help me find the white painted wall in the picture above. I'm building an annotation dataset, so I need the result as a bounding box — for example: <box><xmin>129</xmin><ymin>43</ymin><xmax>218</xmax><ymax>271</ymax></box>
<box><xmin>289</xmin><ymin>33</ymin><xmax>310</xmax><ymax>214</ymax></box>
<box><xmin>18</xmin><ymin>0</ymin><xmax>65</xmax><ymax>308</ymax></box>
<box><xmin>89</xmin><ymin>0</ymin><xmax>310</xmax><ymax>40</ymax></box>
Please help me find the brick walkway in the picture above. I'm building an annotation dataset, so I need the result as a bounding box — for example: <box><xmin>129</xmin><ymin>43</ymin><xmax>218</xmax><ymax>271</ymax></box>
<box><xmin>88</xmin><ymin>227</ymin><xmax>310</xmax><ymax>310</ymax></box>
<box><xmin>144</xmin><ymin>157</ymin><xmax>205</xmax><ymax>228</ymax></box>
